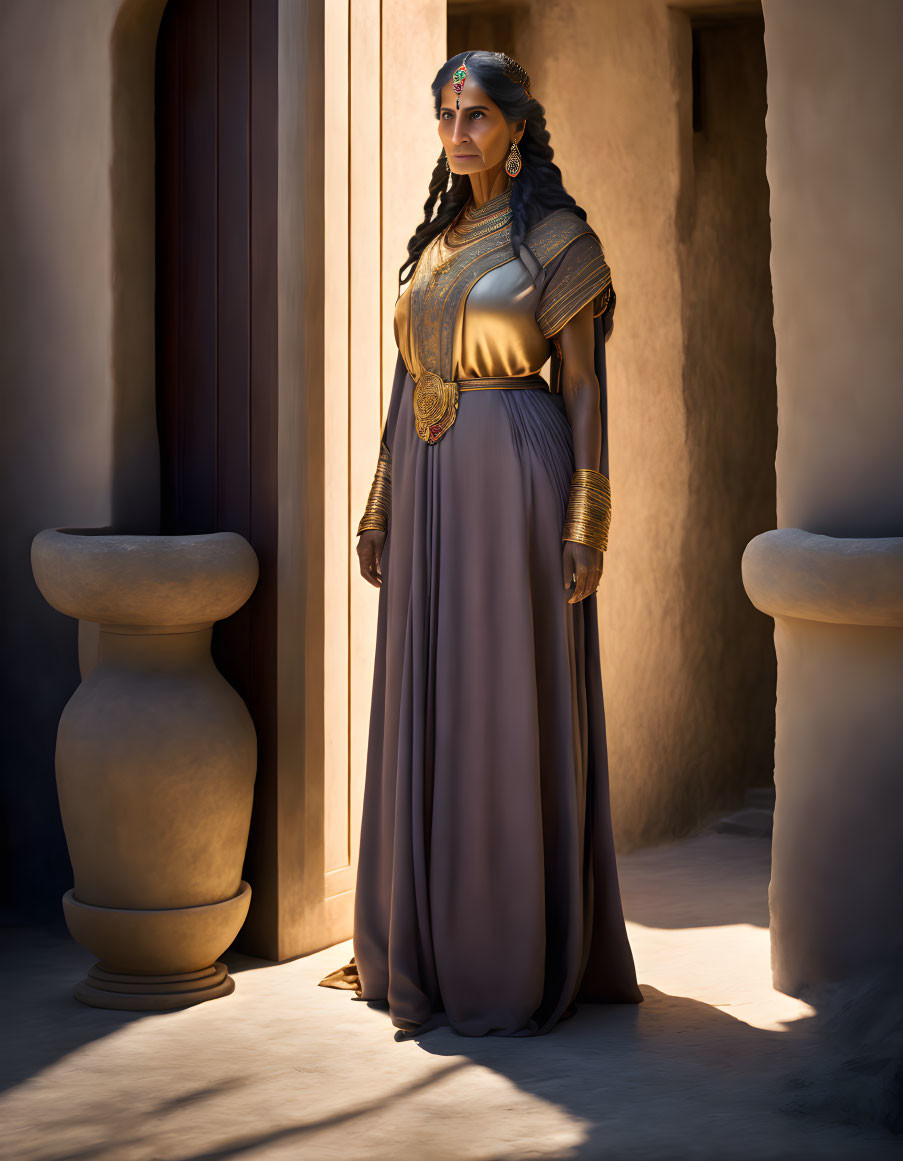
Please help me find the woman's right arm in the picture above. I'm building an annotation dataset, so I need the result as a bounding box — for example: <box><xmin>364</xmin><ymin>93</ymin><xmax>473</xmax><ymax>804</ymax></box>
<box><xmin>356</xmin><ymin>348</ymin><xmax>410</xmax><ymax>587</ymax></box>
<box><xmin>357</xmin><ymin>439</ymin><xmax>391</xmax><ymax>588</ymax></box>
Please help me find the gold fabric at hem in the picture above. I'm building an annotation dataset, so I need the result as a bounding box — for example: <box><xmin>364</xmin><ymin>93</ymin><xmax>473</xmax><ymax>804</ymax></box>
<box><xmin>318</xmin><ymin>956</ymin><xmax>362</xmax><ymax>995</ymax></box>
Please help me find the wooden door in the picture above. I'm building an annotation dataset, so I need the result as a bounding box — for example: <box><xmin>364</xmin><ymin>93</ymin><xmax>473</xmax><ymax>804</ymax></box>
<box><xmin>155</xmin><ymin>0</ymin><xmax>280</xmax><ymax>954</ymax></box>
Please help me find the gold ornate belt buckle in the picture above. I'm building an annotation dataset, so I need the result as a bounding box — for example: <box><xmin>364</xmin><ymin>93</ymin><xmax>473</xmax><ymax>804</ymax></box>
<box><xmin>412</xmin><ymin>368</ymin><xmax>459</xmax><ymax>444</ymax></box>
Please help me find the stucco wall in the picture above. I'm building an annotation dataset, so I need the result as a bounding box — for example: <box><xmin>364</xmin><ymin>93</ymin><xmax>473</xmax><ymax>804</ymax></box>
<box><xmin>519</xmin><ymin>0</ymin><xmax>776</xmax><ymax>847</ymax></box>
<box><xmin>0</xmin><ymin>0</ymin><xmax>163</xmax><ymax>913</ymax></box>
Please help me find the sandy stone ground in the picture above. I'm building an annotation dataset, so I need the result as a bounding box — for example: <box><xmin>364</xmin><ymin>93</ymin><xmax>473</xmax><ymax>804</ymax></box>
<box><xmin>1</xmin><ymin>830</ymin><xmax>899</xmax><ymax>1161</ymax></box>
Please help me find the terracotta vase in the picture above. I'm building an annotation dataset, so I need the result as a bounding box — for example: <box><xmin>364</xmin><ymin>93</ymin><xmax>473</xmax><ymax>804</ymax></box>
<box><xmin>31</xmin><ymin>528</ymin><xmax>259</xmax><ymax>1011</ymax></box>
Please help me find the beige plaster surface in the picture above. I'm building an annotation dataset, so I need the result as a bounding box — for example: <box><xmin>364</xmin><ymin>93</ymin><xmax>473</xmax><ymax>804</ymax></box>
<box><xmin>3</xmin><ymin>832</ymin><xmax>900</xmax><ymax>1161</ymax></box>
<box><xmin>0</xmin><ymin>0</ymin><xmax>164</xmax><ymax>542</ymax></box>
<box><xmin>519</xmin><ymin>0</ymin><xmax>777</xmax><ymax>848</ymax></box>
<box><xmin>519</xmin><ymin>0</ymin><xmax>690</xmax><ymax>850</ymax></box>
<box><xmin>1</xmin><ymin>0</ymin><xmax>166</xmax><ymax>916</ymax></box>
<box><xmin>763</xmin><ymin>0</ymin><xmax>903</xmax><ymax>536</ymax></box>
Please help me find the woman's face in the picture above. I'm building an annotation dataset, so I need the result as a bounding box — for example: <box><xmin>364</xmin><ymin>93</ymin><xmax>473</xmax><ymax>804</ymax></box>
<box><xmin>438</xmin><ymin>77</ymin><xmax>522</xmax><ymax>176</ymax></box>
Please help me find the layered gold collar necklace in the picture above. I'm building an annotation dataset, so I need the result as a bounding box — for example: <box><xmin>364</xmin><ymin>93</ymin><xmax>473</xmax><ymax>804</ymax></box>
<box><xmin>427</xmin><ymin>186</ymin><xmax>513</xmax><ymax>282</ymax></box>
<box><xmin>445</xmin><ymin>185</ymin><xmax>513</xmax><ymax>246</ymax></box>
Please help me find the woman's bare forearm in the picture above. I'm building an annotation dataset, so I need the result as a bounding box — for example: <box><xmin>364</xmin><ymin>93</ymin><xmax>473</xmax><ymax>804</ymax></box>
<box><xmin>557</xmin><ymin>301</ymin><xmax>601</xmax><ymax>469</ymax></box>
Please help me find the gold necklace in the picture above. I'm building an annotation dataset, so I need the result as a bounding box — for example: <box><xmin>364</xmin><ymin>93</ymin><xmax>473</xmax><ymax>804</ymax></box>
<box><xmin>464</xmin><ymin>184</ymin><xmax>512</xmax><ymax>216</ymax></box>
<box><xmin>428</xmin><ymin>187</ymin><xmax>513</xmax><ymax>280</ymax></box>
<box><xmin>446</xmin><ymin>186</ymin><xmax>513</xmax><ymax>245</ymax></box>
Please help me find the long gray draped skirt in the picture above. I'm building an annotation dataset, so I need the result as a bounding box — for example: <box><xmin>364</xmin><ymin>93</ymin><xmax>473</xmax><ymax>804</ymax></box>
<box><xmin>353</xmin><ymin>357</ymin><xmax>643</xmax><ymax>1038</ymax></box>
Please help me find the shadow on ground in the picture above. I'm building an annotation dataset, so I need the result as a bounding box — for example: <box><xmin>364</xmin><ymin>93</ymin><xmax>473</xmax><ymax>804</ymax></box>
<box><xmin>0</xmin><ymin>922</ymin><xmax>154</xmax><ymax>1096</ymax></box>
<box><xmin>26</xmin><ymin>987</ymin><xmax>898</xmax><ymax>1161</ymax></box>
<box><xmin>2</xmin><ymin>833</ymin><xmax>899</xmax><ymax>1161</ymax></box>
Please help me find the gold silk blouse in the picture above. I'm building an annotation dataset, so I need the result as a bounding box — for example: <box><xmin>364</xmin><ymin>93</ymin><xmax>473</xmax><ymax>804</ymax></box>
<box><xmin>393</xmin><ymin>191</ymin><xmax>613</xmax><ymax>392</ymax></box>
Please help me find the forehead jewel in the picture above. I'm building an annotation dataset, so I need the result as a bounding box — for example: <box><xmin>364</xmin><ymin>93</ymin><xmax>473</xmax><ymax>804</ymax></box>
<box><xmin>452</xmin><ymin>57</ymin><xmax>468</xmax><ymax>109</ymax></box>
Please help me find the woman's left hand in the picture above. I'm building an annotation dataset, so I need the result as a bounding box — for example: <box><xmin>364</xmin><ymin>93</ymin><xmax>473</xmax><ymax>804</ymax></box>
<box><xmin>562</xmin><ymin>540</ymin><xmax>604</xmax><ymax>604</ymax></box>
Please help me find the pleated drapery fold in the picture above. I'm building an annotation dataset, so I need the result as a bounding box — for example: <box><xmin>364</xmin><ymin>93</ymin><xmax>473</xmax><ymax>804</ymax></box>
<box><xmin>330</xmin><ymin>309</ymin><xmax>642</xmax><ymax>1037</ymax></box>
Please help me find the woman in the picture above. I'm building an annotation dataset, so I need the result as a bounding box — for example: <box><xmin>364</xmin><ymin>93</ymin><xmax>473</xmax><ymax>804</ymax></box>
<box><xmin>320</xmin><ymin>50</ymin><xmax>643</xmax><ymax>1038</ymax></box>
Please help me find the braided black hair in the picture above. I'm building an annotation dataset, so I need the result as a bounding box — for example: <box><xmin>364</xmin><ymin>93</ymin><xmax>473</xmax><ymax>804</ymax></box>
<box><xmin>399</xmin><ymin>50</ymin><xmax>589</xmax><ymax>291</ymax></box>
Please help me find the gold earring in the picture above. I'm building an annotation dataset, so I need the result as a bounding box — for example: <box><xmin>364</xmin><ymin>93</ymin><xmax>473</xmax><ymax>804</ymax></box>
<box><xmin>505</xmin><ymin>139</ymin><xmax>522</xmax><ymax>178</ymax></box>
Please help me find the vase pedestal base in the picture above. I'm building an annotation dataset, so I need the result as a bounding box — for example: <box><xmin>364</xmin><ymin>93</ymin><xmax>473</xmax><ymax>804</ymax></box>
<box><xmin>61</xmin><ymin>883</ymin><xmax>252</xmax><ymax>1010</ymax></box>
<box><xmin>74</xmin><ymin>961</ymin><xmax>235</xmax><ymax>1011</ymax></box>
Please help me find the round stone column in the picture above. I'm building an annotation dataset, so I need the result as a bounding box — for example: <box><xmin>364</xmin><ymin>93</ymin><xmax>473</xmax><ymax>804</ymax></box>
<box><xmin>743</xmin><ymin>530</ymin><xmax>903</xmax><ymax>994</ymax></box>
<box><xmin>752</xmin><ymin>0</ymin><xmax>903</xmax><ymax>996</ymax></box>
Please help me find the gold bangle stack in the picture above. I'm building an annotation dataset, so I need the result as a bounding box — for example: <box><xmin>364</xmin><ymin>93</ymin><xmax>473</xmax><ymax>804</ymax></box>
<box><xmin>561</xmin><ymin>468</ymin><xmax>612</xmax><ymax>552</ymax></box>
<box><xmin>357</xmin><ymin>442</ymin><xmax>392</xmax><ymax>535</ymax></box>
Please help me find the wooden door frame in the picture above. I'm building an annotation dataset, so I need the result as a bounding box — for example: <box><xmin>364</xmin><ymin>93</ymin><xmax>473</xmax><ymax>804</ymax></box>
<box><xmin>267</xmin><ymin>0</ymin><xmax>335</xmax><ymax>959</ymax></box>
